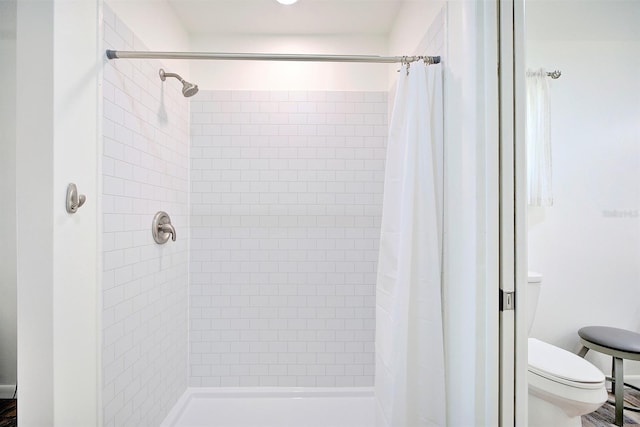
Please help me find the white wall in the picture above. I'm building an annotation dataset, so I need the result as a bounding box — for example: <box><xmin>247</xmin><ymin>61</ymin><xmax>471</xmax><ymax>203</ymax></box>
<box><xmin>106</xmin><ymin>0</ymin><xmax>386</xmax><ymax>92</ymax></box>
<box><xmin>526</xmin><ymin>0</ymin><xmax>640</xmax><ymax>376</ymax></box>
<box><xmin>16</xmin><ymin>0</ymin><xmax>100</xmax><ymax>425</ymax></box>
<box><xmin>105</xmin><ymin>0</ymin><xmax>190</xmax><ymax>76</ymax></box>
<box><xmin>443</xmin><ymin>2</ymin><xmax>500</xmax><ymax>425</ymax></box>
<box><xmin>0</xmin><ymin>0</ymin><xmax>17</xmax><ymax>399</ymax></box>
<box><xmin>105</xmin><ymin>0</ymin><xmax>189</xmax><ymax>53</ymax></box>
<box><xmin>190</xmin><ymin>34</ymin><xmax>390</xmax><ymax>92</ymax></box>
<box><xmin>16</xmin><ymin>3</ymin><xmax>55</xmax><ymax>422</ymax></box>
<box><xmin>387</xmin><ymin>0</ymin><xmax>445</xmax><ymax>88</ymax></box>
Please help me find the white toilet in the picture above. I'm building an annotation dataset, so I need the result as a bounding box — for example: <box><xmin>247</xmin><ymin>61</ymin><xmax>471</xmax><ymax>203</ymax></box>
<box><xmin>527</xmin><ymin>272</ymin><xmax>607</xmax><ymax>427</ymax></box>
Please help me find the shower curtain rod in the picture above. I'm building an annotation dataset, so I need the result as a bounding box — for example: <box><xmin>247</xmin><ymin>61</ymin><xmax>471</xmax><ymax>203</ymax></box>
<box><xmin>105</xmin><ymin>50</ymin><xmax>441</xmax><ymax>64</ymax></box>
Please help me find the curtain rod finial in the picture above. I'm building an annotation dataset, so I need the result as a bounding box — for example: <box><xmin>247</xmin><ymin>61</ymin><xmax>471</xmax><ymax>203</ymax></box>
<box><xmin>547</xmin><ymin>70</ymin><xmax>561</xmax><ymax>79</ymax></box>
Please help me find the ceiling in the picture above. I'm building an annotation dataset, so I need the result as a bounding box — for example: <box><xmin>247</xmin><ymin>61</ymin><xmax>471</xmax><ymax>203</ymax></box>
<box><xmin>166</xmin><ymin>0</ymin><xmax>405</xmax><ymax>35</ymax></box>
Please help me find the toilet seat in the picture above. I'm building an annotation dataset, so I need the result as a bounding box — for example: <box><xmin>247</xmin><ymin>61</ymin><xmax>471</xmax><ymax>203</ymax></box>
<box><xmin>528</xmin><ymin>338</ymin><xmax>605</xmax><ymax>389</ymax></box>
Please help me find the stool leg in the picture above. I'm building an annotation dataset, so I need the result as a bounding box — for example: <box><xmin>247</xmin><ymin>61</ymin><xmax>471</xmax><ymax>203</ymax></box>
<box><xmin>613</xmin><ymin>357</ymin><xmax>624</xmax><ymax>426</ymax></box>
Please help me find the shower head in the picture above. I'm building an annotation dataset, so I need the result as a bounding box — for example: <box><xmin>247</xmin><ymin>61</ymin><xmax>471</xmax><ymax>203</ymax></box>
<box><xmin>159</xmin><ymin>68</ymin><xmax>199</xmax><ymax>97</ymax></box>
<box><xmin>181</xmin><ymin>81</ymin><xmax>199</xmax><ymax>98</ymax></box>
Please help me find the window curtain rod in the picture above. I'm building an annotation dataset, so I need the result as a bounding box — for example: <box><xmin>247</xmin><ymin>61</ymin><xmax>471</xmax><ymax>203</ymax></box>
<box><xmin>105</xmin><ymin>50</ymin><xmax>441</xmax><ymax>65</ymax></box>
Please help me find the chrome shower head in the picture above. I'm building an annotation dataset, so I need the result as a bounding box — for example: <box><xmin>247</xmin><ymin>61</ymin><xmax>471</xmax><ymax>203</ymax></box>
<box><xmin>159</xmin><ymin>68</ymin><xmax>199</xmax><ymax>98</ymax></box>
<box><xmin>181</xmin><ymin>81</ymin><xmax>199</xmax><ymax>97</ymax></box>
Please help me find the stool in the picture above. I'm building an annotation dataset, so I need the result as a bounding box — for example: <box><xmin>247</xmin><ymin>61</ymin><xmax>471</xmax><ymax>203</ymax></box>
<box><xmin>578</xmin><ymin>326</ymin><xmax>640</xmax><ymax>426</ymax></box>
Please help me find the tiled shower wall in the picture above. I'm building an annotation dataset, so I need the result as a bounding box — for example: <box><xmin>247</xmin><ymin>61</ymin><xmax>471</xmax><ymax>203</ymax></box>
<box><xmin>189</xmin><ymin>91</ymin><xmax>387</xmax><ymax>387</ymax></box>
<box><xmin>102</xmin><ymin>7</ymin><xmax>189</xmax><ymax>427</ymax></box>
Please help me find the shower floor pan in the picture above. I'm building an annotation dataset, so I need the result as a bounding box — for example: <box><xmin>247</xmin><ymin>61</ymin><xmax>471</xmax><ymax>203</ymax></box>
<box><xmin>161</xmin><ymin>387</ymin><xmax>375</xmax><ymax>427</ymax></box>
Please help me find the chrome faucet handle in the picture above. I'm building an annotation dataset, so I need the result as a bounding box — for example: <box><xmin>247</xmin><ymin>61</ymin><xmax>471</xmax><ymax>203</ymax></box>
<box><xmin>159</xmin><ymin>223</ymin><xmax>177</xmax><ymax>241</ymax></box>
<box><xmin>152</xmin><ymin>211</ymin><xmax>176</xmax><ymax>244</ymax></box>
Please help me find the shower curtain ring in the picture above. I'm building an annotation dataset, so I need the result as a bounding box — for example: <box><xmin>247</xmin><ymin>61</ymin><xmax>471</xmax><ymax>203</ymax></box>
<box><xmin>397</xmin><ymin>56</ymin><xmax>406</xmax><ymax>73</ymax></box>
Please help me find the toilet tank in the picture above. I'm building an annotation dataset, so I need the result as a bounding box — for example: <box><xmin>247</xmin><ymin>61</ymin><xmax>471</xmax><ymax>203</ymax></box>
<box><xmin>527</xmin><ymin>272</ymin><xmax>542</xmax><ymax>333</ymax></box>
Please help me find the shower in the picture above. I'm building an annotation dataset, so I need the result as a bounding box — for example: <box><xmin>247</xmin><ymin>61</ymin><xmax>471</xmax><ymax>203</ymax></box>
<box><xmin>159</xmin><ymin>68</ymin><xmax>199</xmax><ymax>97</ymax></box>
<box><xmin>101</xmin><ymin>4</ymin><xmax>448</xmax><ymax>425</ymax></box>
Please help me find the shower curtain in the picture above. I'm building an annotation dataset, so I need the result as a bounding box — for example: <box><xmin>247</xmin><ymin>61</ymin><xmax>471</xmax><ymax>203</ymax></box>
<box><xmin>375</xmin><ymin>62</ymin><xmax>445</xmax><ymax>427</ymax></box>
<box><xmin>526</xmin><ymin>69</ymin><xmax>553</xmax><ymax>206</ymax></box>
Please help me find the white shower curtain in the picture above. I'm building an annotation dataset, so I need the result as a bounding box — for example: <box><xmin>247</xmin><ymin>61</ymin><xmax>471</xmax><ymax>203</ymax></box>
<box><xmin>526</xmin><ymin>69</ymin><xmax>553</xmax><ymax>206</ymax></box>
<box><xmin>375</xmin><ymin>62</ymin><xmax>445</xmax><ymax>427</ymax></box>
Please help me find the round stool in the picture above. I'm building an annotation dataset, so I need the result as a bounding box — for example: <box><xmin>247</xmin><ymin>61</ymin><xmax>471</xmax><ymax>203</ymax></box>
<box><xmin>578</xmin><ymin>326</ymin><xmax>640</xmax><ymax>426</ymax></box>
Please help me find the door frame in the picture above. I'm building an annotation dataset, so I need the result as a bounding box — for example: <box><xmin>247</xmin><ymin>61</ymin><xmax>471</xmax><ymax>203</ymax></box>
<box><xmin>498</xmin><ymin>0</ymin><xmax>528</xmax><ymax>425</ymax></box>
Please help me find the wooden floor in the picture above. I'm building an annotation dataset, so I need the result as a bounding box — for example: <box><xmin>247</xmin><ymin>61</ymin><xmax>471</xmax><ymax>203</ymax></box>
<box><xmin>0</xmin><ymin>400</ymin><xmax>16</xmax><ymax>427</ymax></box>
<box><xmin>583</xmin><ymin>388</ymin><xmax>640</xmax><ymax>427</ymax></box>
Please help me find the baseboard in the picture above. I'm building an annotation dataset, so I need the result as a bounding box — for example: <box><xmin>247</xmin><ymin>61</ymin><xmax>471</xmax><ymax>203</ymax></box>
<box><xmin>0</xmin><ymin>384</ymin><xmax>16</xmax><ymax>399</ymax></box>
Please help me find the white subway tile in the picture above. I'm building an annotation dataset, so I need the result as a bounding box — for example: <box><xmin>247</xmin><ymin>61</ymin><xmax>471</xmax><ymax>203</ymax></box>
<box><xmin>189</xmin><ymin>90</ymin><xmax>385</xmax><ymax>387</ymax></box>
<box><xmin>102</xmin><ymin>8</ymin><xmax>189</xmax><ymax>427</ymax></box>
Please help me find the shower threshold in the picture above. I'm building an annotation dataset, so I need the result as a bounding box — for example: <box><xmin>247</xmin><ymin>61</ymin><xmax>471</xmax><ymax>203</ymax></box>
<box><xmin>160</xmin><ymin>387</ymin><xmax>375</xmax><ymax>427</ymax></box>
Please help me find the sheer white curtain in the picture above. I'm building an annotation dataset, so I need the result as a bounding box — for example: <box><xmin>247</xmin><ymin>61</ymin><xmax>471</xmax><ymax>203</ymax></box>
<box><xmin>375</xmin><ymin>62</ymin><xmax>445</xmax><ymax>427</ymax></box>
<box><xmin>526</xmin><ymin>69</ymin><xmax>553</xmax><ymax>206</ymax></box>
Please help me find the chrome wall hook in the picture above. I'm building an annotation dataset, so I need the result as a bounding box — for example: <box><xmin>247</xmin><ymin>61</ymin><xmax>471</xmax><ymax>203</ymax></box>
<box><xmin>66</xmin><ymin>183</ymin><xmax>86</xmax><ymax>214</ymax></box>
<box><xmin>152</xmin><ymin>211</ymin><xmax>176</xmax><ymax>244</ymax></box>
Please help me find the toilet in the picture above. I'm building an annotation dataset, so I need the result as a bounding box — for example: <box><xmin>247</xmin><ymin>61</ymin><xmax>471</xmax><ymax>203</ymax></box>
<box><xmin>527</xmin><ymin>272</ymin><xmax>607</xmax><ymax>427</ymax></box>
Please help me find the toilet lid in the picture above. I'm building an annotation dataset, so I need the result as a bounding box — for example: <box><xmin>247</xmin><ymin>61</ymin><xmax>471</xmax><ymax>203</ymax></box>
<box><xmin>528</xmin><ymin>338</ymin><xmax>605</xmax><ymax>387</ymax></box>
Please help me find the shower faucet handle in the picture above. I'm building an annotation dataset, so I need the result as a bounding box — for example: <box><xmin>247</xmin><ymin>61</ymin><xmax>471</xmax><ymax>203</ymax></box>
<box><xmin>152</xmin><ymin>211</ymin><xmax>176</xmax><ymax>244</ymax></box>
<box><xmin>159</xmin><ymin>223</ymin><xmax>177</xmax><ymax>242</ymax></box>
